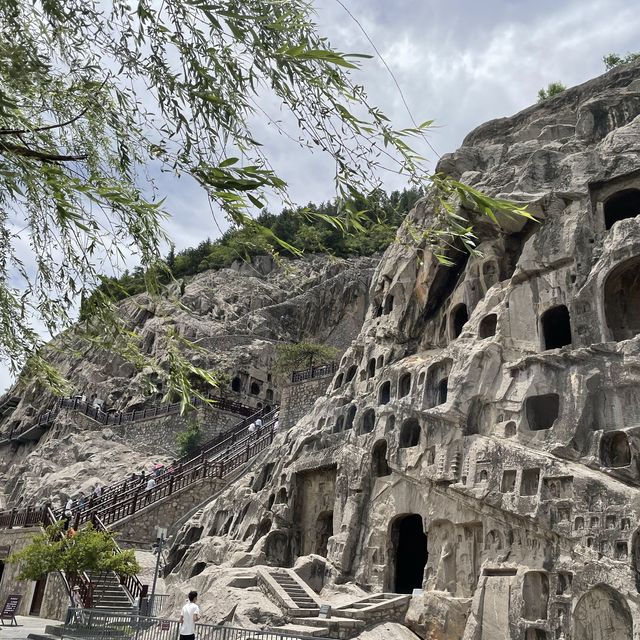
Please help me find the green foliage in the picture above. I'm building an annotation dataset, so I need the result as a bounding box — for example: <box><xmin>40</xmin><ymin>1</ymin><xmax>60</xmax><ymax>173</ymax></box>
<box><xmin>8</xmin><ymin>522</ymin><xmax>140</xmax><ymax>581</ymax></box>
<box><xmin>603</xmin><ymin>52</ymin><xmax>640</xmax><ymax>70</ymax></box>
<box><xmin>537</xmin><ymin>82</ymin><xmax>567</xmax><ymax>102</ymax></box>
<box><xmin>176</xmin><ymin>420</ymin><xmax>202</xmax><ymax>457</ymax></box>
<box><xmin>274</xmin><ymin>342</ymin><xmax>339</xmax><ymax>374</ymax></box>
<box><xmin>80</xmin><ymin>187</ymin><xmax>424</xmax><ymax>313</ymax></box>
<box><xmin>0</xmin><ymin>0</ymin><xmax>533</xmax><ymax>400</ymax></box>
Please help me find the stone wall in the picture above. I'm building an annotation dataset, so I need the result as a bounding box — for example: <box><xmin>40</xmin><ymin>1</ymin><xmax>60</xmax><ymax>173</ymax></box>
<box><xmin>49</xmin><ymin>405</ymin><xmax>242</xmax><ymax>458</ymax></box>
<box><xmin>0</xmin><ymin>528</ymin><xmax>68</xmax><ymax>621</ymax></box>
<box><xmin>111</xmin><ymin>476</ymin><xmax>226</xmax><ymax>546</ymax></box>
<box><xmin>279</xmin><ymin>376</ymin><xmax>331</xmax><ymax>430</ymax></box>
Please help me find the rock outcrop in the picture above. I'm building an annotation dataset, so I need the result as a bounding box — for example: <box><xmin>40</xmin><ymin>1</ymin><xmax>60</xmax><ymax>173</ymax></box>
<box><xmin>0</xmin><ymin>255</ymin><xmax>377</xmax><ymax>507</ymax></box>
<box><xmin>164</xmin><ymin>61</ymin><xmax>640</xmax><ymax>640</ymax></box>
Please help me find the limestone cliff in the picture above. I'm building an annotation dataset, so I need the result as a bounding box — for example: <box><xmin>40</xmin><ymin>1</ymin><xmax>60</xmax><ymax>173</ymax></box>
<box><xmin>0</xmin><ymin>254</ymin><xmax>377</xmax><ymax>507</ymax></box>
<box><xmin>164</xmin><ymin>61</ymin><xmax>640</xmax><ymax>640</ymax></box>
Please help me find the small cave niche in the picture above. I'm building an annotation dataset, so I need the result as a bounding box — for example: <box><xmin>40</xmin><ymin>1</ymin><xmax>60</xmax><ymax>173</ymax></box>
<box><xmin>250</xmin><ymin>381</ymin><xmax>261</xmax><ymax>396</ymax></box>
<box><xmin>399</xmin><ymin>418</ymin><xmax>420</xmax><ymax>448</ymax></box>
<box><xmin>372</xmin><ymin>439</ymin><xmax>391</xmax><ymax>477</ymax></box>
<box><xmin>482</xmin><ymin>259</ymin><xmax>500</xmax><ymax>290</ymax></box>
<box><xmin>451</xmin><ymin>303</ymin><xmax>469</xmax><ymax>339</ymax></box>
<box><xmin>398</xmin><ymin>373</ymin><xmax>412</xmax><ymax>398</ymax></box>
<box><xmin>385</xmin><ymin>415</ymin><xmax>396</xmax><ymax>432</ymax></box>
<box><xmin>367</xmin><ymin>358</ymin><xmax>376</xmax><ymax>379</ymax></box>
<box><xmin>604</xmin><ymin>257</ymin><xmax>640</xmax><ymax>341</ymax></box>
<box><xmin>266</xmin><ymin>389</ymin><xmax>274</xmax><ymax>401</ymax></box>
<box><xmin>600</xmin><ymin>431</ymin><xmax>631</xmax><ymax>468</ymax></box>
<box><xmin>479</xmin><ymin>313</ymin><xmax>498</xmax><ymax>339</ymax></box>
<box><xmin>333</xmin><ymin>373</ymin><xmax>344</xmax><ymax>390</ymax></box>
<box><xmin>190</xmin><ymin>562</ymin><xmax>207</xmax><ymax>578</ymax></box>
<box><xmin>265</xmin><ymin>530</ymin><xmax>293</xmax><ymax>567</ymax></box>
<box><xmin>383</xmin><ymin>295</ymin><xmax>394</xmax><ymax>314</ymax></box>
<box><xmin>377</xmin><ymin>354</ymin><xmax>384</xmax><ymax>368</ymax></box>
<box><xmin>604</xmin><ymin>188</ymin><xmax>640</xmax><ymax>230</ymax></box>
<box><xmin>520</xmin><ymin>469</ymin><xmax>540</xmax><ymax>496</ymax></box>
<box><xmin>540</xmin><ymin>305</ymin><xmax>572</xmax><ymax>350</ymax></box>
<box><xmin>424</xmin><ymin>359</ymin><xmax>452</xmax><ymax>409</ymax></box>
<box><xmin>501</xmin><ymin>470</ymin><xmax>517</xmax><ymax>493</ymax></box>
<box><xmin>333</xmin><ymin>415</ymin><xmax>344</xmax><ymax>433</ymax></box>
<box><xmin>418</xmin><ymin>371</ymin><xmax>426</xmax><ymax>386</ymax></box>
<box><xmin>231</xmin><ymin>376</ymin><xmax>242</xmax><ymax>392</ymax></box>
<box><xmin>345</xmin><ymin>405</ymin><xmax>357</xmax><ymax>430</ymax></box>
<box><xmin>252</xmin><ymin>462</ymin><xmax>275</xmax><ymax>492</ymax></box>
<box><xmin>378</xmin><ymin>381</ymin><xmax>391</xmax><ymax>405</ymax></box>
<box><xmin>277</xmin><ymin>487</ymin><xmax>288</xmax><ymax>504</ymax></box>
<box><xmin>315</xmin><ymin>511</ymin><xmax>334</xmax><ymax>557</ymax></box>
<box><xmin>267</xmin><ymin>494</ymin><xmax>275</xmax><ymax>510</ymax></box>
<box><xmin>345</xmin><ymin>365</ymin><xmax>357</xmax><ymax>383</ymax></box>
<box><xmin>360</xmin><ymin>408</ymin><xmax>376</xmax><ymax>435</ymax></box>
<box><xmin>556</xmin><ymin>572</ymin><xmax>572</xmax><ymax>595</ymax></box>
<box><xmin>504</xmin><ymin>421</ymin><xmax>517</xmax><ymax>437</ymax></box>
<box><xmin>524</xmin><ymin>630</ymin><xmax>548</xmax><ymax>640</ymax></box>
<box><xmin>466</xmin><ymin>397</ymin><xmax>487</xmax><ymax>436</ymax></box>
<box><xmin>522</xmin><ymin>571</ymin><xmax>549</xmax><ymax>620</ymax></box>
<box><xmin>525</xmin><ymin>394</ymin><xmax>559</xmax><ymax>431</ymax></box>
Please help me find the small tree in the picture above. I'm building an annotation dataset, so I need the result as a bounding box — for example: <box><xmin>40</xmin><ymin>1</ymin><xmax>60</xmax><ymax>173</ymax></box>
<box><xmin>603</xmin><ymin>52</ymin><xmax>640</xmax><ymax>70</ymax></box>
<box><xmin>176</xmin><ymin>420</ymin><xmax>202</xmax><ymax>457</ymax></box>
<box><xmin>537</xmin><ymin>82</ymin><xmax>567</xmax><ymax>102</ymax></box>
<box><xmin>8</xmin><ymin>522</ymin><xmax>140</xmax><ymax>582</ymax></box>
<box><xmin>274</xmin><ymin>342</ymin><xmax>339</xmax><ymax>374</ymax></box>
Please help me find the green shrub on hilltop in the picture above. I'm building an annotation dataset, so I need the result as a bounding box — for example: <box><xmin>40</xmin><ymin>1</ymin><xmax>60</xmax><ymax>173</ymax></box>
<box><xmin>79</xmin><ymin>187</ymin><xmax>424</xmax><ymax>319</ymax></box>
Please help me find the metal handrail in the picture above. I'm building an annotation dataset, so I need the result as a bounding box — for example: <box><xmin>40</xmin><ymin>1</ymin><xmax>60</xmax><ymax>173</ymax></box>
<box><xmin>8</xmin><ymin>393</ymin><xmax>257</xmax><ymax>441</ymax></box>
<box><xmin>291</xmin><ymin>362</ymin><xmax>338</xmax><ymax>383</ymax></box>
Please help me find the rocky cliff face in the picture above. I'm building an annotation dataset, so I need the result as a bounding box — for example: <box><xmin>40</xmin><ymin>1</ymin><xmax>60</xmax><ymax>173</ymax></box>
<box><xmin>165</xmin><ymin>62</ymin><xmax>640</xmax><ymax>639</ymax></box>
<box><xmin>0</xmin><ymin>255</ymin><xmax>377</xmax><ymax>507</ymax></box>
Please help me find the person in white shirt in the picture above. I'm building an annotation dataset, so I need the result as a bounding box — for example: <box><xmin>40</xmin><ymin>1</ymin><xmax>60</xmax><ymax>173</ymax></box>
<box><xmin>179</xmin><ymin>591</ymin><xmax>200</xmax><ymax>640</ymax></box>
<box><xmin>247</xmin><ymin>422</ymin><xmax>256</xmax><ymax>434</ymax></box>
<box><xmin>144</xmin><ymin>477</ymin><xmax>156</xmax><ymax>504</ymax></box>
<box><xmin>255</xmin><ymin>417</ymin><xmax>263</xmax><ymax>430</ymax></box>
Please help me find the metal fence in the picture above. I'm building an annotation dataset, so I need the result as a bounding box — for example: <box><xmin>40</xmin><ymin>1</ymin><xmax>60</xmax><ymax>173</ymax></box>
<box><xmin>64</xmin><ymin>608</ymin><xmax>330</xmax><ymax>640</ymax></box>
<box><xmin>290</xmin><ymin>362</ymin><xmax>337</xmax><ymax>383</ymax></box>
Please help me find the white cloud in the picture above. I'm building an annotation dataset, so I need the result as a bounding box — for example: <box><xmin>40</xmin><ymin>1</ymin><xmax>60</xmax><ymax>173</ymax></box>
<box><xmin>2</xmin><ymin>0</ymin><xmax>639</xmax><ymax>390</ymax></box>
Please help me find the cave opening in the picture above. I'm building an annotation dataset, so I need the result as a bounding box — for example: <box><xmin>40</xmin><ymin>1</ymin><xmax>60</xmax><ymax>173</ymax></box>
<box><xmin>391</xmin><ymin>514</ymin><xmax>428</xmax><ymax>594</ymax></box>
<box><xmin>541</xmin><ymin>305</ymin><xmax>572</xmax><ymax>350</ymax></box>
<box><xmin>604</xmin><ymin>188</ymin><xmax>640</xmax><ymax>230</ymax></box>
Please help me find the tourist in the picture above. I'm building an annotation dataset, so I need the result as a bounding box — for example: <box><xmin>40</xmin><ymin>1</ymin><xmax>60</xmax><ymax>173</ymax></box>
<box><xmin>273</xmin><ymin>419</ymin><xmax>279</xmax><ymax>431</ymax></box>
<box><xmin>255</xmin><ymin>417</ymin><xmax>263</xmax><ymax>430</ymax></box>
<box><xmin>71</xmin><ymin>586</ymin><xmax>86</xmax><ymax>624</ymax></box>
<box><xmin>145</xmin><ymin>476</ymin><xmax>156</xmax><ymax>504</ymax></box>
<box><xmin>178</xmin><ymin>591</ymin><xmax>200</xmax><ymax>640</ymax></box>
<box><xmin>77</xmin><ymin>492</ymin><xmax>86</xmax><ymax>510</ymax></box>
<box><xmin>248</xmin><ymin>422</ymin><xmax>256</xmax><ymax>435</ymax></box>
<box><xmin>64</xmin><ymin>497</ymin><xmax>74</xmax><ymax>517</ymax></box>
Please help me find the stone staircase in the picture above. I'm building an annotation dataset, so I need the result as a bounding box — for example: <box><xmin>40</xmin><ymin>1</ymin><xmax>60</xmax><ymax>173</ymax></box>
<box><xmin>88</xmin><ymin>571</ymin><xmax>132</xmax><ymax>610</ymax></box>
<box><xmin>258</xmin><ymin>568</ymin><xmax>410</xmax><ymax>639</ymax></box>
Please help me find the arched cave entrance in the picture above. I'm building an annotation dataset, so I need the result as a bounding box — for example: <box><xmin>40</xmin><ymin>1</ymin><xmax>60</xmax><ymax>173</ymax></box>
<box><xmin>541</xmin><ymin>305</ymin><xmax>572</xmax><ymax>350</ymax></box>
<box><xmin>398</xmin><ymin>373</ymin><xmax>412</xmax><ymax>398</ymax></box>
<box><xmin>390</xmin><ymin>514</ymin><xmax>428</xmax><ymax>594</ymax></box>
<box><xmin>360</xmin><ymin>408</ymin><xmax>375</xmax><ymax>435</ymax></box>
<box><xmin>399</xmin><ymin>418</ymin><xmax>420</xmax><ymax>448</ymax></box>
<box><xmin>345</xmin><ymin>405</ymin><xmax>357</xmax><ymax>430</ymax></box>
<box><xmin>231</xmin><ymin>376</ymin><xmax>242</xmax><ymax>392</ymax></box>
<box><xmin>333</xmin><ymin>373</ymin><xmax>343</xmax><ymax>390</ymax></box>
<box><xmin>367</xmin><ymin>358</ymin><xmax>376</xmax><ymax>378</ymax></box>
<box><xmin>525</xmin><ymin>393</ymin><xmax>559</xmax><ymax>431</ymax></box>
<box><xmin>345</xmin><ymin>365</ymin><xmax>357</xmax><ymax>383</ymax></box>
<box><xmin>479</xmin><ymin>314</ymin><xmax>497</xmax><ymax>338</ymax></box>
<box><xmin>573</xmin><ymin>584</ymin><xmax>632</xmax><ymax>640</ymax></box>
<box><xmin>372</xmin><ymin>440</ymin><xmax>390</xmax><ymax>477</ymax></box>
<box><xmin>451</xmin><ymin>303</ymin><xmax>468</xmax><ymax>339</ymax></box>
<box><xmin>315</xmin><ymin>511</ymin><xmax>334</xmax><ymax>557</ymax></box>
<box><xmin>600</xmin><ymin>431</ymin><xmax>631</xmax><ymax>468</ymax></box>
<box><xmin>604</xmin><ymin>258</ymin><xmax>640</xmax><ymax>341</ymax></box>
<box><xmin>604</xmin><ymin>188</ymin><xmax>640</xmax><ymax>230</ymax></box>
<box><xmin>379</xmin><ymin>381</ymin><xmax>391</xmax><ymax>405</ymax></box>
<box><xmin>250</xmin><ymin>381</ymin><xmax>261</xmax><ymax>395</ymax></box>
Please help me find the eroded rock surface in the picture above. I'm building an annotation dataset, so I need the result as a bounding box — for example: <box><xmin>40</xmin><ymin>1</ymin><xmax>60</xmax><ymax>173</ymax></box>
<box><xmin>164</xmin><ymin>62</ymin><xmax>640</xmax><ymax>639</ymax></box>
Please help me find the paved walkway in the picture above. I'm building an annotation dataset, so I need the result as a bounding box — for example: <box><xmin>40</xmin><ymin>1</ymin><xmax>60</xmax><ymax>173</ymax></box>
<box><xmin>0</xmin><ymin>615</ymin><xmax>61</xmax><ymax>640</ymax></box>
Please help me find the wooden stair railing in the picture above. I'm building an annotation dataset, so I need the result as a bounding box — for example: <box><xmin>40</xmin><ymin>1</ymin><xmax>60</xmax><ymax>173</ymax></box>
<box><xmin>8</xmin><ymin>393</ymin><xmax>260</xmax><ymax>442</ymax></box>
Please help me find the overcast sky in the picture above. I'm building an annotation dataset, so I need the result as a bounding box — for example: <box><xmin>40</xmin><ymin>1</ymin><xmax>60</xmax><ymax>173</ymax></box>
<box><xmin>2</xmin><ymin>0</ymin><xmax>639</xmax><ymax>392</ymax></box>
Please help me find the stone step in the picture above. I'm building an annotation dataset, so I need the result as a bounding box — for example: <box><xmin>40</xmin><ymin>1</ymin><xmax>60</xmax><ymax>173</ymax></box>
<box><xmin>291</xmin><ymin>616</ymin><xmax>365</xmax><ymax>630</ymax></box>
<box><xmin>272</xmin><ymin>624</ymin><xmax>329</xmax><ymax>637</ymax></box>
<box><xmin>288</xmin><ymin>608</ymin><xmax>320</xmax><ymax>617</ymax></box>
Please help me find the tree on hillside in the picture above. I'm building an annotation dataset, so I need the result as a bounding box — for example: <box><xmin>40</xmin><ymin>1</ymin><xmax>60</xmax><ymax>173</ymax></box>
<box><xmin>537</xmin><ymin>82</ymin><xmax>567</xmax><ymax>101</ymax></box>
<box><xmin>603</xmin><ymin>52</ymin><xmax>640</xmax><ymax>70</ymax></box>
<box><xmin>0</xmin><ymin>0</ymin><xmax>531</xmax><ymax>399</ymax></box>
<box><xmin>8</xmin><ymin>521</ymin><xmax>139</xmax><ymax>582</ymax></box>
<box><xmin>275</xmin><ymin>342</ymin><xmax>339</xmax><ymax>375</ymax></box>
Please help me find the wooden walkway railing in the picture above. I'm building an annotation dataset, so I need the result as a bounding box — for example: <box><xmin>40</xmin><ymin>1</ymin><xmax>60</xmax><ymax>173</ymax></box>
<box><xmin>8</xmin><ymin>393</ymin><xmax>259</xmax><ymax>443</ymax></box>
<box><xmin>291</xmin><ymin>362</ymin><xmax>337</xmax><ymax>383</ymax></box>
